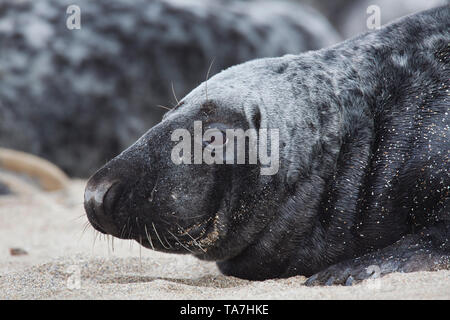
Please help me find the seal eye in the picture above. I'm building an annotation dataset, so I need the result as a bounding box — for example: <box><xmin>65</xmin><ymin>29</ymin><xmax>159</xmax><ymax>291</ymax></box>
<box><xmin>202</xmin><ymin>124</ymin><xmax>229</xmax><ymax>149</ymax></box>
<box><xmin>203</xmin><ymin>129</ymin><xmax>228</xmax><ymax>149</ymax></box>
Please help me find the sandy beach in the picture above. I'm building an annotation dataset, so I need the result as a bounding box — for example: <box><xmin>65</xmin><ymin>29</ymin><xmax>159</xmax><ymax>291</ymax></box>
<box><xmin>0</xmin><ymin>180</ymin><xmax>449</xmax><ymax>300</ymax></box>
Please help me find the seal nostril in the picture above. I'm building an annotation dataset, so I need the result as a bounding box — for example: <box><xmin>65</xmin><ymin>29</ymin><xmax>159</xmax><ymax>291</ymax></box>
<box><xmin>103</xmin><ymin>182</ymin><xmax>123</xmax><ymax>216</ymax></box>
<box><xmin>84</xmin><ymin>194</ymin><xmax>108</xmax><ymax>234</ymax></box>
<box><xmin>84</xmin><ymin>179</ymin><xmax>123</xmax><ymax>236</ymax></box>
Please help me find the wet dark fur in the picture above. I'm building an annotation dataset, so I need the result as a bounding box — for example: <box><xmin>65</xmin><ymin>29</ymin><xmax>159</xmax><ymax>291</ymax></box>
<box><xmin>85</xmin><ymin>7</ymin><xmax>449</xmax><ymax>285</ymax></box>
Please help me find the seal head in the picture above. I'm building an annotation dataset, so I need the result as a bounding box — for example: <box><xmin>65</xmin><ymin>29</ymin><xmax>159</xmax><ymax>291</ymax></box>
<box><xmin>84</xmin><ymin>58</ymin><xmax>300</xmax><ymax>261</ymax></box>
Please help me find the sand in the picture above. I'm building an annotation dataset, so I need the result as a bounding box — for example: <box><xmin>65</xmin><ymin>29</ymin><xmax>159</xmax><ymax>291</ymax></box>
<box><xmin>0</xmin><ymin>180</ymin><xmax>449</xmax><ymax>300</ymax></box>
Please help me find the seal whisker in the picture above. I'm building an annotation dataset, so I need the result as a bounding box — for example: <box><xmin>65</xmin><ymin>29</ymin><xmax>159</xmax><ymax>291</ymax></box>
<box><xmin>205</xmin><ymin>57</ymin><xmax>215</xmax><ymax>101</ymax></box>
<box><xmin>77</xmin><ymin>222</ymin><xmax>89</xmax><ymax>243</ymax></box>
<box><xmin>155</xmin><ymin>104</ymin><xmax>172</xmax><ymax>111</ymax></box>
<box><xmin>127</xmin><ymin>216</ymin><xmax>133</xmax><ymax>239</ymax></box>
<box><xmin>167</xmin><ymin>230</ymin><xmax>195</xmax><ymax>254</ymax></box>
<box><xmin>152</xmin><ymin>222</ymin><xmax>170</xmax><ymax>250</ymax></box>
<box><xmin>176</xmin><ymin>223</ymin><xmax>206</xmax><ymax>253</ymax></box>
<box><xmin>106</xmin><ymin>235</ymin><xmax>111</xmax><ymax>255</ymax></box>
<box><xmin>129</xmin><ymin>238</ymin><xmax>134</xmax><ymax>250</ymax></box>
<box><xmin>144</xmin><ymin>224</ymin><xmax>155</xmax><ymax>250</ymax></box>
<box><xmin>163</xmin><ymin>235</ymin><xmax>173</xmax><ymax>248</ymax></box>
<box><xmin>90</xmin><ymin>230</ymin><xmax>101</xmax><ymax>256</ymax></box>
<box><xmin>171</xmin><ymin>214</ymin><xmax>208</xmax><ymax>221</ymax></box>
<box><xmin>171</xmin><ymin>81</ymin><xmax>179</xmax><ymax>105</ymax></box>
<box><xmin>138</xmin><ymin>236</ymin><xmax>142</xmax><ymax>268</ymax></box>
<box><xmin>81</xmin><ymin>221</ymin><xmax>101</xmax><ymax>245</ymax></box>
<box><xmin>80</xmin><ymin>221</ymin><xmax>91</xmax><ymax>237</ymax></box>
<box><xmin>72</xmin><ymin>214</ymin><xmax>88</xmax><ymax>222</ymax></box>
<box><xmin>92</xmin><ymin>230</ymin><xmax>98</xmax><ymax>251</ymax></box>
<box><xmin>135</xmin><ymin>216</ymin><xmax>141</xmax><ymax>232</ymax></box>
<box><xmin>136</xmin><ymin>216</ymin><xmax>153</xmax><ymax>253</ymax></box>
<box><xmin>120</xmin><ymin>222</ymin><xmax>127</xmax><ymax>238</ymax></box>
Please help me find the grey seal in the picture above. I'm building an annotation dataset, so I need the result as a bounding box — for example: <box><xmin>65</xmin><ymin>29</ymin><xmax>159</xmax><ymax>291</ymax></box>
<box><xmin>84</xmin><ymin>6</ymin><xmax>449</xmax><ymax>285</ymax></box>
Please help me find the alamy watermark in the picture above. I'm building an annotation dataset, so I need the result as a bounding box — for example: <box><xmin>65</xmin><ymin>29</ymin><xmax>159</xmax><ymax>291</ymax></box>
<box><xmin>171</xmin><ymin>121</ymin><xmax>280</xmax><ymax>175</ymax></box>
<box><xmin>366</xmin><ymin>5</ymin><xmax>381</xmax><ymax>30</ymax></box>
<box><xmin>66</xmin><ymin>265</ymin><xmax>81</xmax><ymax>289</ymax></box>
<box><xmin>66</xmin><ymin>5</ymin><xmax>81</xmax><ymax>30</ymax></box>
<box><xmin>365</xmin><ymin>264</ymin><xmax>382</xmax><ymax>290</ymax></box>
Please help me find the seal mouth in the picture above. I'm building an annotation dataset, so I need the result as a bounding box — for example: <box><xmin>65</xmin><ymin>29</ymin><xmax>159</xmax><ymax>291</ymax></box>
<box><xmin>134</xmin><ymin>215</ymin><xmax>217</xmax><ymax>254</ymax></box>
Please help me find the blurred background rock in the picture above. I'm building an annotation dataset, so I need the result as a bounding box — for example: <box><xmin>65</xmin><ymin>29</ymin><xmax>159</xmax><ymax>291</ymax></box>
<box><xmin>0</xmin><ymin>182</ymin><xmax>10</xmax><ymax>195</ymax></box>
<box><xmin>301</xmin><ymin>0</ymin><xmax>447</xmax><ymax>38</ymax></box>
<box><xmin>0</xmin><ymin>0</ymin><xmax>446</xmax><ymax>179</ymax></box>
<box><xmin>0</xmin><ymin>0</ymin><xmax>340</xmax><ymax>177</ymax></box>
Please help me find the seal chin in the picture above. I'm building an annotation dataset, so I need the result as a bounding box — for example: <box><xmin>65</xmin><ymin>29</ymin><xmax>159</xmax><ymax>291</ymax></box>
<box><xmin>136</xmin><ymin>237</ymin><xmax>188</xmax><ymax>254</ymax></box>
<box><xmin>133</xmin><ymin>215</ymin><xmax>218</xmax><ymax>255</ymax></box>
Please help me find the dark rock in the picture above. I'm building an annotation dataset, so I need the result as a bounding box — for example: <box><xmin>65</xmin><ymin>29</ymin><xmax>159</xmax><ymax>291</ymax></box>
<box><xmin>9</xmin><ymin>248</ymin><xmax>28</xmax><ymax>256</ymax></box>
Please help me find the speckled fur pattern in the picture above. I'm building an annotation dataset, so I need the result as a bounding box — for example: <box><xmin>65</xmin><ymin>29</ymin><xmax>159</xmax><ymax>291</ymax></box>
<box><xmin>85</xmin><ymin>6</ymin><xmax>449</xmax><ymax>285</ymax></box>
<box><xmin>0</xmin><ymin>0</ymin><xmax>339</xmax><ymax>177</ymax></box>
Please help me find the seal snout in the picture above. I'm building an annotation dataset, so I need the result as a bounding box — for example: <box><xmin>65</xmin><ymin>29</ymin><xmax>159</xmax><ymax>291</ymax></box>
<box><xmin>84</xmin><ymin>177</ymin><xmax>123</xmax><ymax>236</ymax></box>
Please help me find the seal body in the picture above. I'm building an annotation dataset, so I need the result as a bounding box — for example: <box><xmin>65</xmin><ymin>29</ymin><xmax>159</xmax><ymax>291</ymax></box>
<box><xmin>85</xmin><ymin>6</ymin><xmax>449</xmax><ymax>284</ymax></box>
<box><xmin>0</xmin><ymin>0</ymin><xmax>339</xmax><ymax>177</ymax></box>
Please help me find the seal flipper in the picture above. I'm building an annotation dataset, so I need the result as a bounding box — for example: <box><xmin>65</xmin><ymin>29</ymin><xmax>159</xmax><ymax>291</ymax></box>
<box><xmin>305</xmin><ymin>222</ymin><xmax>450</xmax><ymax>286</ymax></box>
